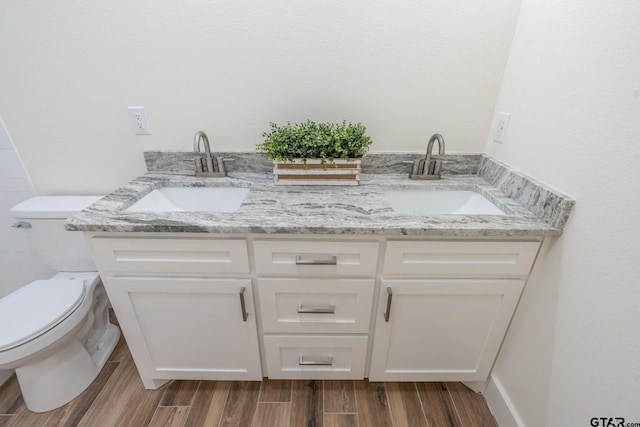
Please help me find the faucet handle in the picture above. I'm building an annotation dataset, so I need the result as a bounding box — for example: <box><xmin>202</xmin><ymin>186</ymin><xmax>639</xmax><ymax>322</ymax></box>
<box><xmin>215</xmin><ymin>157</ymin><xmax>235</xmax><ymax>175</ymax></box>
<box><xmin>191</xmin><ymin>158</ymin><xmax>204</xmax><ymax>173</ymax></box>
<box><xmin>402</xmin><ymin>160</ymin><xmax>415</xmax><ymax>176</ymax></box>
<box><xmin>402</xmin><ymin>160</ymin><xmax>421</xmax><ymax>177</ymax></box>
<box><xmin>432</xmin><ymin>159</ymin><xmax>442</xmax><ymax>177</ymax></box>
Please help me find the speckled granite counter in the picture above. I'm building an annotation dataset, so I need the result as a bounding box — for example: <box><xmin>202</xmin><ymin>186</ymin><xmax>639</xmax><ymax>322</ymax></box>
<box><xmin>66</xmin><ymin>155</ymin><xmax>574</xmax><ymax>238</ymax></box>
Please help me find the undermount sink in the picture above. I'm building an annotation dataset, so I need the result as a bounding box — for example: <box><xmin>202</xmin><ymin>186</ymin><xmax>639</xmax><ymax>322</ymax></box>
<box><xmin>126</xmin><ymin>187</ymin><xmax>250</xmax><ymax>213</ymax></box>
<box><xmin>384</xmin><ymin>189</ymin><xmax>505</xmax><ymax>215</ymax></box>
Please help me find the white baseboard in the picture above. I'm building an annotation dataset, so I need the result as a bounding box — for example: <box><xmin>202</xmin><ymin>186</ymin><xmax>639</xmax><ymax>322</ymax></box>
<box><xmin>461</xmin><ymin>380</ymin><xmax>489</xmax><ymax>393</ymax></box>
<box><xmin>0</xmin><ymin>369</ymin><xmax>14</xmax><ymax>387</ymax></box>
<box><xmin>484</xmin><ymin>376</ymin><xmax>524</xmax><ymax>427</ymax></box>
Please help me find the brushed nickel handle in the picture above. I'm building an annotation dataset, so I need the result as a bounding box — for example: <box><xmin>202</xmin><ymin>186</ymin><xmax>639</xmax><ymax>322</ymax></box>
<box><xmin>402</xmin><ymin>160</ymin><xmax>419</xmax><ymax>176</ymax></box>
<box><xmin>295</xmin><ymin>255</ymin><xmax>337</xmax><ymax>266</ymax></box>
<box><xmin>299</xmin><ymin>356</ymin><xmax>333</xmax><ymax>366</ymax></box>
<box><xmin>297</xmin><ymin>304</ymin><xmax>336</xmax><ymax>314</ymax></box>
<box><xmin>239</xmin><ymin>287</ymin><xmax>249</xmax><ymax>321</ymax></box>
<box><xmin>383</xmin><ymin>287</ymin><xmax>393</xmax><ymax>322</ymax></box>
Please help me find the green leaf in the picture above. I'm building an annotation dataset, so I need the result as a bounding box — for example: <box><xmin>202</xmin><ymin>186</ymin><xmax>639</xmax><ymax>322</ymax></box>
<box><xmin>257</xmin><ymin>120</ymin><xmax>373</xmax><ymax>163</ymax></box>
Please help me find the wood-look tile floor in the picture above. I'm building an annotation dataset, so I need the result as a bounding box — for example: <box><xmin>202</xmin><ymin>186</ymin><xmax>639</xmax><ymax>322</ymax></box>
<box><xmin>0</xmin><ymin>334</ymin><xmax>497</xmax><ymax>427</ymax></box>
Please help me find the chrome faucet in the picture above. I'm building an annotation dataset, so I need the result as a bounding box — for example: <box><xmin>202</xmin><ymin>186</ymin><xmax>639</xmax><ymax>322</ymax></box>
<box><xmin>192</xmin><ymin>131</ymin><xmax>233</xmax><ymax>177</ymax></box>
<box><xmin>404</xmin><ymin>133</ymin><xmax>445</xmax><ymax>180</ymax></box>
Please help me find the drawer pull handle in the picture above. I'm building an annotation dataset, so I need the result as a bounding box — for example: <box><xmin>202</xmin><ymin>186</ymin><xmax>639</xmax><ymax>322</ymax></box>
<box><xmin>295</xmin><ymin>255</ymin><xmax>337</xmax><ymax>266</ymax></box>
<box><xmin>297</xmin><ymin>304</ymin><xmax>336</xmax><ymax>314</ymax></box>
<box><xmin>239</xmin><ymin>287</ymin><xmax>249</xmax><ymax>322</ymax></box>
<box><xmin>384</xmin><ymin>287</ymin><xmax>393</xmax><ymax>322</ymax></box>
<box><xmin>299</xmin><ymin>356</ymin><xmax>333</xmax><ymax>366</ymax></box>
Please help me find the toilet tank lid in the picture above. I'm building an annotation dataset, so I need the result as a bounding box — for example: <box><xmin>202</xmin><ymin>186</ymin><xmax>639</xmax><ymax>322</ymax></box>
<box><xmin>10</xmin><ymin>196</ymin><xmax>103</xmax><ymax>219</ymax></box>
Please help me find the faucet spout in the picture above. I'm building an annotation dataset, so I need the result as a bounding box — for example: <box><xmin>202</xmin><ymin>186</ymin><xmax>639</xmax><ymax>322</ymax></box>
<box><xmin>424</xmin><ymin>133</ymin><xmax>445</xmax><ymax>177</ymax></box>
<box><xmin>191</xmin><ymin>130</ymin><xmax>233</xmax><ymax>177</ymax></box>
<box><xmin>405</xmin><ymin>133</ymin><xmax>445</xmax><ymax>180</ymax></box>
<box><xmin>193</xmin><ymin>131</ymin><xmax>215</xmax><ymax>173</ymax></box>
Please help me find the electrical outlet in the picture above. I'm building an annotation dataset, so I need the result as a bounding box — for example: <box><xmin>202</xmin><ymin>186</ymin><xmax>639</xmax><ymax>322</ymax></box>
<box><xmin>127</xmin><ymin>106</ymin><xmax>151</xmax><ymax>135</ymax></box>
<box><xmin>493</xmin><ymin>112</ymin><xmax>510</xmax><ymax>143</ymax></box>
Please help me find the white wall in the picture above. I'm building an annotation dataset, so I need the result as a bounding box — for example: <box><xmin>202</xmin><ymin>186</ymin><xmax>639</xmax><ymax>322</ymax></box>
<box><xmin>0</xmin><ymin>0</ymin><xmax>520</xmax><ymax>195</ymax></box>
<box><xmin>0</xmin><ymin>116</ymin><xmax>53</xmax><ymax>297</ymax></box>
<box><xmin>486</xmin><ymin>1</ymin><xmax>640</xmax><ymax>425</ymax></box>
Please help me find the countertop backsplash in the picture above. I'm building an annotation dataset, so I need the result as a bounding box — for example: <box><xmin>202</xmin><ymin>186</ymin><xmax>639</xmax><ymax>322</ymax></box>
<box><xmin>143</xmin><ymin>151</ymin><xmax>483</xmax><ymax>176</ymax></box>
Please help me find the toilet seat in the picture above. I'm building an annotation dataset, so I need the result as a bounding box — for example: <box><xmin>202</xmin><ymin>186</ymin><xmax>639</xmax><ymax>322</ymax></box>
<box><xmin>0</xmin><ymin>279</ymin><xmax>86</xmax><ymax>352</ymax></box>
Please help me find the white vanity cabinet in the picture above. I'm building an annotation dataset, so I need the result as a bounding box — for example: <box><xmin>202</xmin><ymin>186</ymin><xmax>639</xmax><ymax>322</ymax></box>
<box><xmin>368</xmin><ymin>240</ymin><xmax>540</xmax><ymax>382</ymax></box>
<box><xmin>88</xmin><ymin>235</ymin><xmax>262</xmax><ymax>389</ymax></box>
<box><xmin>254</xmin><ymin>239</ymin><xmax>378</xmax><ymax>379</ymax></box>
<box><xmin>87</xmin><ymin>233</ymin><xmax>541</xmax><ymax>387</ymax></box>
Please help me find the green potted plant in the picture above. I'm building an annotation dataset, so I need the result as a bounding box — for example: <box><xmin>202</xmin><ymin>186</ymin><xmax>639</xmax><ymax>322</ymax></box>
<box><xmin>256</xmin><ymin>120</ymin><xmax>373</xmax><ymax>186</ymax></box>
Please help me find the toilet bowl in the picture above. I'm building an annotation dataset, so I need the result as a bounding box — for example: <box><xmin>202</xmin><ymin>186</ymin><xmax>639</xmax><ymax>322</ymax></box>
<box><xmin>0</xmin><ymin>196</ymin><xmax>120</xmax><ymax>413</ymax></box>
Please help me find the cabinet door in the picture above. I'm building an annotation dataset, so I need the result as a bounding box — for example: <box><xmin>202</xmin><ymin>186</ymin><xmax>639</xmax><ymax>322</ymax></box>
<box><xmin>369</xmin><ymin>279</ymin><xmax>524</xmax><ymax>382</ymax></box>
<box><xmin>104</xmin><ymin>277</ymin><xmax>262</xmax><ymax>385</ymax></box>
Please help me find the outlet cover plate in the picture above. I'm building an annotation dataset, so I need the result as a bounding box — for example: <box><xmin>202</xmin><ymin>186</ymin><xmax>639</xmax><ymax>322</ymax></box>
<box><xmin>127</xmin><ymin>106</ymin><xmax>151</xmax><ymax>135</ymax></box>
<box><xmin>493</xmin><ymin>112</ymin><xmax>510</xmax><ymax>143</ymax></box>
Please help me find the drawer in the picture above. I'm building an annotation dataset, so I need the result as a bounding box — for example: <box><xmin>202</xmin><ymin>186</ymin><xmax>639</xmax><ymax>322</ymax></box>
<box><xmin>90</xmin><ymin>237</ymin><xmax>249</xmax><ymax>275</ymax></box>
<box><xmin>253</xmin><ymin>240</ymin><xmax>379</xmax><ymax>277</ymax></box>
<box><xmin>383</xmin><ymin>241</ymin><xmax>540</xmax><ymax>277</ymax></box>
<box><xmin>264</xmin><ymin>335</ymin><xmax>367</xmax><ymax>379</ymax></box>
<box><xmin>258</xmin><ymin>278</ymin><xmax>375</xmax><ymax>333</ymax></box>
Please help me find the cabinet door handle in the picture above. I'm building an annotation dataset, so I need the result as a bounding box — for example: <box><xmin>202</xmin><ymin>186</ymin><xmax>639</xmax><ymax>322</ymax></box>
<box><xmin>297</xmin><ymin>304</ymin><xmax>336</xmax><ymax>314</ymax></box>
<box><xmin>299</xmin><ymin>356</ymin><xmax>333</xmax><ymax>366</ymax></box>
<box><xmin>295</xmin><ymin>255</ymin><xmax>337</xmax><ymax>265</ymax></box>
<box><xmin>239</xmin><ymin>287</ymin><xmax>249</xmax><ymax>321</ymax></box>
<box><xmin>383</xmin><ymin>287</ymin><xmax>393</xmax><ymax>322</ymax></box>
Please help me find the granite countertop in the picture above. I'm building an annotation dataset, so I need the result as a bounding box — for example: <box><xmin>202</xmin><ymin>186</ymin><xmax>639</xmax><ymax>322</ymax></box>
<box><xmin>66</xmin><ymin>155</ymin><xmax>574</xmax><ymax>237</ymax></box>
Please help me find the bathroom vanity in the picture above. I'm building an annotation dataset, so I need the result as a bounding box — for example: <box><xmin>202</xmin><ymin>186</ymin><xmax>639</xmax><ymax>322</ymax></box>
<box><xmin>67</xmin><ymin>154</ymin><xmax>573</xmax><ymax>390</ymax></box>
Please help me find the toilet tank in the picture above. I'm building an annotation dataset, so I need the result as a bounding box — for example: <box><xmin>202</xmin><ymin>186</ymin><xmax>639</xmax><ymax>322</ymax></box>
<box><xmin>10</xmin><ymin>196</ymin><xmax>103</xmax><ymax>272</ymax></box>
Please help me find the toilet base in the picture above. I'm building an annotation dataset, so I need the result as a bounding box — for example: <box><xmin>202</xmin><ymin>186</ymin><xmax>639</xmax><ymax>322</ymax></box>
<box><xmin>16</xmin><ymin>323</ymin><xmax>120</xmax><ymax>413</ymax></box>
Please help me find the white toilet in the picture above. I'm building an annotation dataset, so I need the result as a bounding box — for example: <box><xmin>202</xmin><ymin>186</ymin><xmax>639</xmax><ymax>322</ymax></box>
<box><xmin>0</xmin><ymin>196</ymin><xmax>120</xmax><ymax>413</ymax></box>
